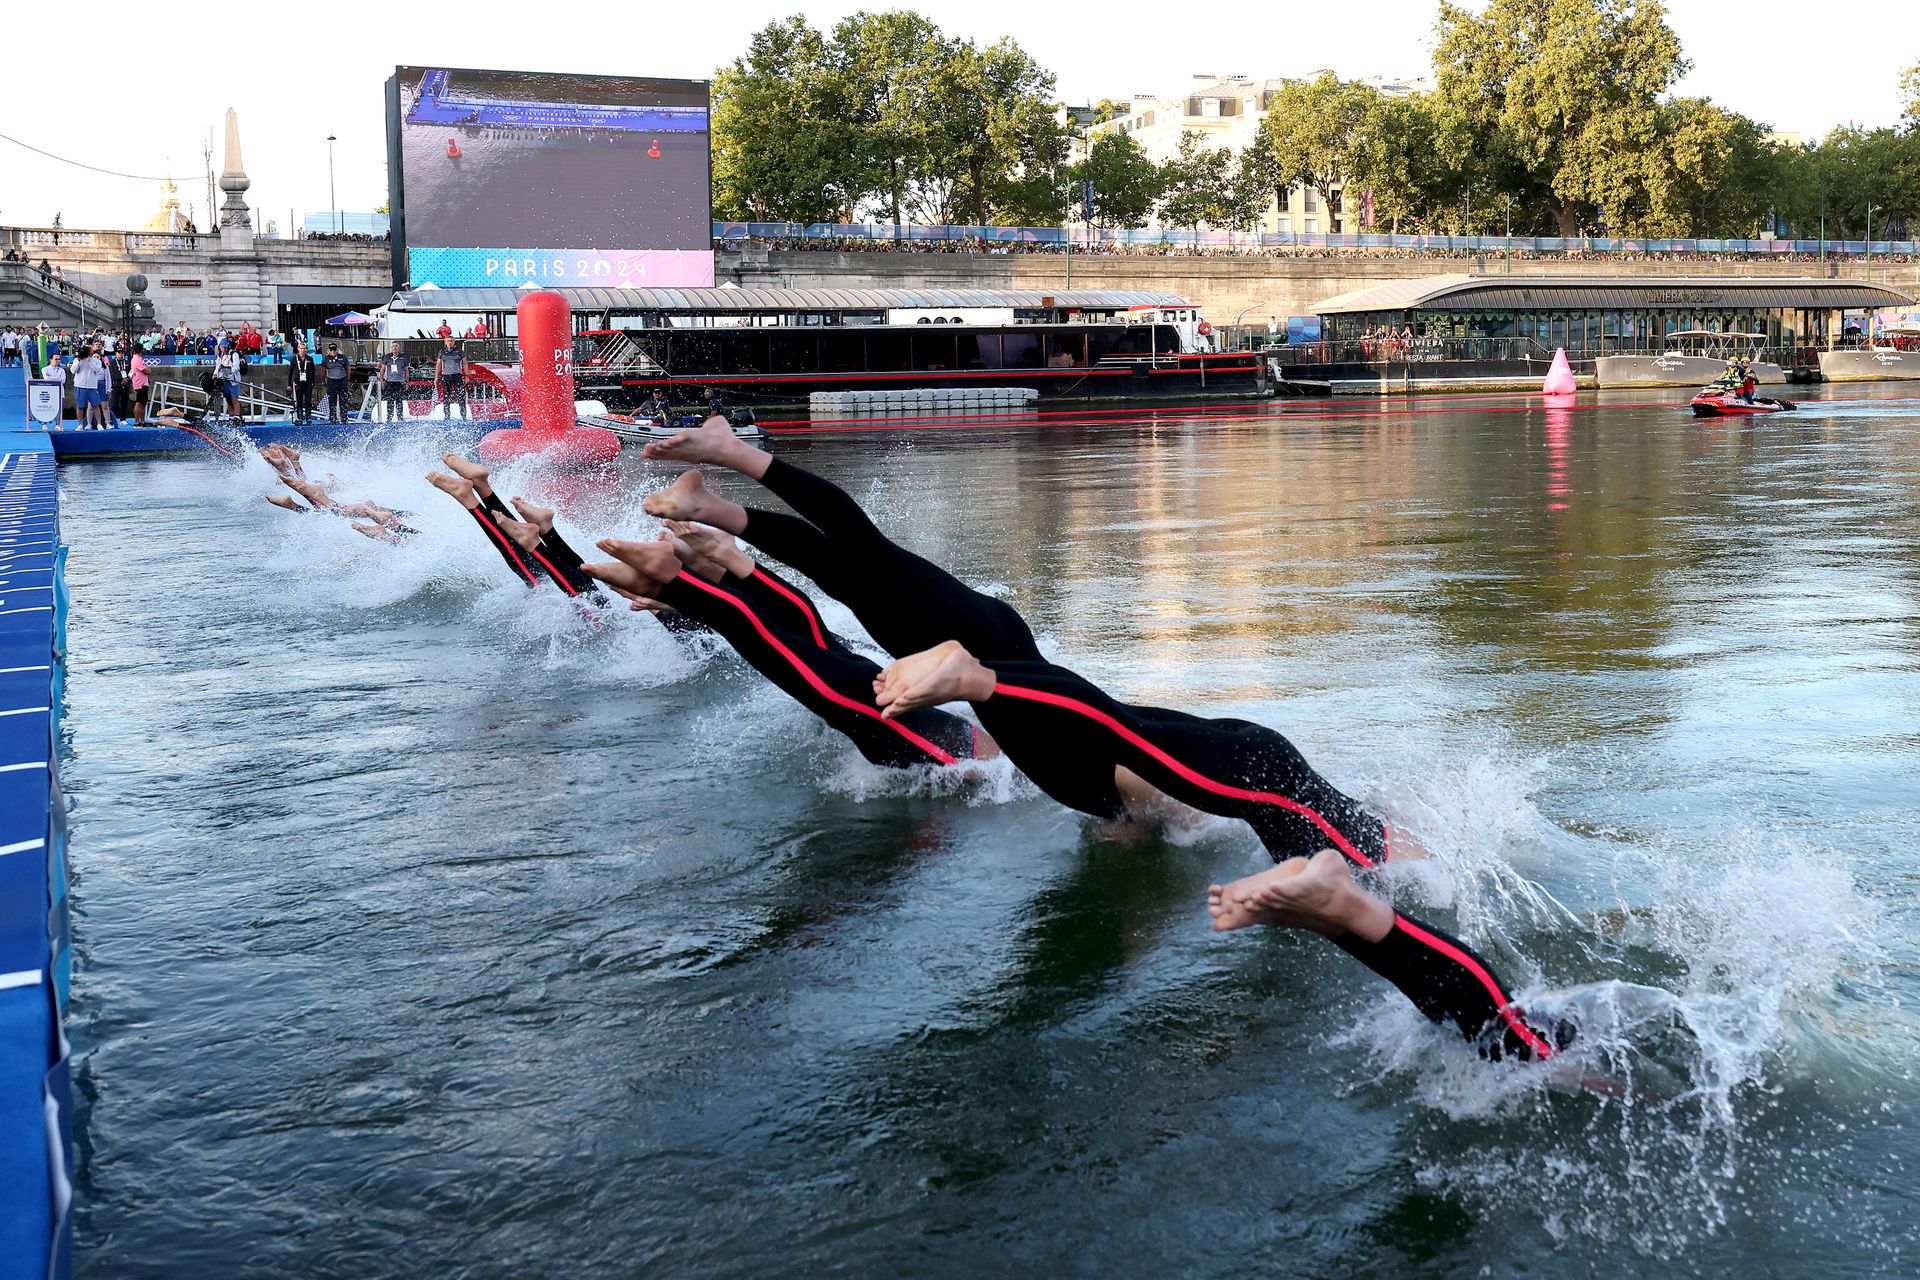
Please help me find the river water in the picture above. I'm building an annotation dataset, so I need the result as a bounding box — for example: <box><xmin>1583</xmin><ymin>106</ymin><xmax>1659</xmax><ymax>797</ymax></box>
<box><xmin>58</xmin><ymin>390</ymin><xmax>1920</xmax><ymax>1277</ymax></box>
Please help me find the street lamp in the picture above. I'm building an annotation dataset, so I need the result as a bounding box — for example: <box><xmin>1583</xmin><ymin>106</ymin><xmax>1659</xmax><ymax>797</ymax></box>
<box><xmin>327</xmin><ymin>135</ymin><xmax>339</xmax><ymax>235</ymax></box>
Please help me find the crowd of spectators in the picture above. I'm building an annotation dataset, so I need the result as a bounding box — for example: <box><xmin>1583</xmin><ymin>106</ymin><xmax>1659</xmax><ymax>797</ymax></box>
<box><xmin>297</xmin><ymin>230</ymin><xmax>391</xmax><ymax>242</ymax></box>
<box><xmin>716</xmin><ymin>234</ymin><xmax>1916</xmax><ymax>266</ymax></box>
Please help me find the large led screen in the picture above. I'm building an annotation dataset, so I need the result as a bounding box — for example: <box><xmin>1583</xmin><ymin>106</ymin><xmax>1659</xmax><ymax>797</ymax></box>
<box><xmin>386</xmin><ymin>66</ymin><xmax>713</xmax><ymax>289</ymax></box>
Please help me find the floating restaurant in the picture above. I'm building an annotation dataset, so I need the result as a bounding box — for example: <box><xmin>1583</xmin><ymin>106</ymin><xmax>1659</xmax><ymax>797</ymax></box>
<box><xmin>1309</xmin><ymin>274</ymin><xmax>1918</xmax><ymax>386</ymax></box>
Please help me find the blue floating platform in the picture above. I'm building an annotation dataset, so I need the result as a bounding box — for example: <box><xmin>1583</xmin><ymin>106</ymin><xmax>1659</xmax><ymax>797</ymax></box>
<box><xmin>0</xmin><ymin>364</ymin><xmax>71</xmax><ymax>1280</ymax></box>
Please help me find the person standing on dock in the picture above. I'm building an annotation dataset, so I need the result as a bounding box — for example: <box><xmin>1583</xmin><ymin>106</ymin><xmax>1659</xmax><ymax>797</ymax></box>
<box><xmin>434</xmin><ymin>336</ymin><xmax>468</xmax><ymax>420</ymax></box>
<box><xmin>321</xmin><ymin>343</ymin><xmax>351</xmax><ymax>424</ymax></box>
<box><xmin>377</xmin><ymin>343</ymin><xmax>411</xmax><ymax>422</ymax></box>
<box><xmin>288</xmin><ymin>341</ymin><xmax>316</xmax><ymax>424</ymax></box>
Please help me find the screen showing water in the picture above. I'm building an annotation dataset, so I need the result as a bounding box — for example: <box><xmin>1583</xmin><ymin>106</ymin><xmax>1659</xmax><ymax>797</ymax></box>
<box><xmin>60</xmin><ymin>392</ymin><xmax>1920</xmax><ymax>1277</ymax></box>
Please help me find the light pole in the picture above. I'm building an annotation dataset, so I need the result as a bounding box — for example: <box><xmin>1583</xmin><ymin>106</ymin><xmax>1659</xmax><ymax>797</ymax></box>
<box><xmin>1866</xmin><ymin>202</ymin><xmax>1879</xmax><ymax>285</ymax></box>
<box><xmin>1231</xmin><ymin>302</ymin><xmax>1259</xmax><ymax>352</ymax></box>
<box><xmin>327</xmin><ymin>135</ymin><xmax>339</xmax><ymax>235</ymax></box>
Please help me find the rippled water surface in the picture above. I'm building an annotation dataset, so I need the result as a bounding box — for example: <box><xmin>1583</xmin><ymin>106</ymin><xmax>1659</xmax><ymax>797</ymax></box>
<box><xmin>60</xmin><ymin>391</ymin><xmax>1920</xmax><ymax>1277</ymax></box>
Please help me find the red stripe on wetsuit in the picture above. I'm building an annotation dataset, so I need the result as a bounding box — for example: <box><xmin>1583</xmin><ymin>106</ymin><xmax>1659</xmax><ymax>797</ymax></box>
<box><xmin>988</xmin><ymin>681</ymin><xmax>1378</xmax><ymax>868</ymax></box>
<box><xmin>673</xmin><ymin>572</ymin><xmax>958</xmax><ymax>765</ymax></box>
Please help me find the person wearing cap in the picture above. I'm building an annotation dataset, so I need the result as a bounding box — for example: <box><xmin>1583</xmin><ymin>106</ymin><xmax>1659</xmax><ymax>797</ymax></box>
<box><xmin>322</xmin><ymin>343</ymin><xmax>351</xmax><ymax>423</ymax></box>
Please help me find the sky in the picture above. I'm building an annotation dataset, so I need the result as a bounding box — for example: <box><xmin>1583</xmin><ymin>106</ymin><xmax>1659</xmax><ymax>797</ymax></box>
<box><xmin>1</xmin><ymin>0</ymin><xmax>1914</xmax><ymax>232</ymax></box>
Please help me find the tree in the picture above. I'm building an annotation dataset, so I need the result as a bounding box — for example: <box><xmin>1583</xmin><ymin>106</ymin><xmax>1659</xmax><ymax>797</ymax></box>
<box><xmin>1343</xmin><ymin>92</ymin><xmax>1463</xmax><ymax>233</ymax></box>
<box><xmin>1902</xmin><ymin>61</ymin><xmax>1920</xmax><ymax>131</ymax></box>
<box><xmin>711</xmin><ymin>17</ymin><xmax>870</xmax><ymax>222</ymax></box>
<box><xmin>832</xmin><ymin>10</ymin><xmax>953</xmax><ymax>226</ymax></box>
<box><xmin>1066</xmin><ymin>132</ymin><xmax>1162</xmax><ymax>229</ymax></box>
<box><xmin>1155</xmin><ymin>131</ymin><xmax>1239</xmax><ymax>231</ymax></box>
<box><xmin>1433</xmin><ymin>0</ymin><xmax>1689</xmax><ymax>235</ymax></box>
<box><xmin>1251</xmin><ymin>73</ymin><xmax>1376</xmax><ymax>216</ymax></box>
<box><xmin>918</xmin><ymin>36</ymin><xmax>1069</xmax><ymax>226</ymax></box>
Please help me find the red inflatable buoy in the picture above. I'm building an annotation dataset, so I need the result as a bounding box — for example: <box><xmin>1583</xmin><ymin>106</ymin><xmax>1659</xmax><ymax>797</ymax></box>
<box><xmin>478</xmin><ymin>290</ymin><xmax>619</xmax><ymax>465</ymax></box>
<box><xmin>446</xmin><ymin>137</ymin><xmax>462</xmax><ymax>159</ymax></box>
<box><xmin>647</xmin><ymin>139</ymin><xmax>661</xmax><ymax>159</ymax></box>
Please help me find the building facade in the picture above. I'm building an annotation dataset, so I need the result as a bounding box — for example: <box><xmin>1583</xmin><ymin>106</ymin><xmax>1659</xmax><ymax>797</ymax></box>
<box><xmin>1085</xmin><ymin>73</ymin><xmax>1431</xmax><ymax>235</ymax></box>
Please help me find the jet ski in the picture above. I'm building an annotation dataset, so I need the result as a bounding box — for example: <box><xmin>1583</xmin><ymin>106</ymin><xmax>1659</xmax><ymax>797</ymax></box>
<box><xmin>1690</xmin><ymin>359</ymin><xmax>1793</xmax><ymax>416</ymax></box>
<box><xmin>1689</xmin><ymin>389</ymin><xmax>1794</xmax><ymax>416</ymax></box>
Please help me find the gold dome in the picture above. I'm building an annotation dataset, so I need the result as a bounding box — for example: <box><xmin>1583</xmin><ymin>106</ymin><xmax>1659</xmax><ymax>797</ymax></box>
<box><xmin>142</xmin><ymin>175</ymin><xmax>190</xmax><ymax>233</ymax></box>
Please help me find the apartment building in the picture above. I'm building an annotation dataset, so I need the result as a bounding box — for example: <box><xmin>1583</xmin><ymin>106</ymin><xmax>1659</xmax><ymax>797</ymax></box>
<box><xmin>1086</xmin><ymin>73</ymin><xmax>1431</xmax><ymax>234</ymax></box>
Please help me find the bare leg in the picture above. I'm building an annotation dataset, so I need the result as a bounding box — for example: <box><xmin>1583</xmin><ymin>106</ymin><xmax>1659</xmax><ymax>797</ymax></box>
<box><xmin>640</xmin><ymin>414</ymin><xmax>769</xmax><ymax>478</ymax></box>
<box><xmin>280</xmin><ymin>473</ymin><xmax>338</xmax><ymax>510</ymax></box>
<box><xmin>641</xmin><ymin>470</ymin><xmax>749</xmax><ymax>534</ymax></box>
<box><xmin>1210</xmin><ymin>849</ymin><xmax>1395</xmax><ymax>941</ymax></box>
<box><xmin>265</xmin><ymin>494</ymin><xmax>305</xmax><ymax>512</ymax></box>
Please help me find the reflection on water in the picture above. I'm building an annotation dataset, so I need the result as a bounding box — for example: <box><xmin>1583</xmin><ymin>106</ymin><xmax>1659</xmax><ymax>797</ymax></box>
<box><xmin>61</xmin><ymin>389</ymin><xmax>1920</xmax><ymax>1277</ymax></box>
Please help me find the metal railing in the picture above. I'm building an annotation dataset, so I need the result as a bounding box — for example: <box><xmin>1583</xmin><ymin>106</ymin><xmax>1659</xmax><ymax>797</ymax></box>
<box><xmin>0</xmin><ymin>259</ymin><xmax>125</xmax><ymax>321</ymax></box>
<box><xmin>327</xmin><ymin>336</ymin><xmax>520</xmax><ymax>365</ymax></box>
<box><xmin>149</xmin><ymin>378</ymin><xmax>294</xmax><ymax>420</ymax></box>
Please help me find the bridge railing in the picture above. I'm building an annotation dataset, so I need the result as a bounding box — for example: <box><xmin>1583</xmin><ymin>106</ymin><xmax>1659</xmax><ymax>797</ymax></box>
<box><xmin>0</xmin><ymin>259</ymin><xmax>126</xmax><ymax>321</ymax></box>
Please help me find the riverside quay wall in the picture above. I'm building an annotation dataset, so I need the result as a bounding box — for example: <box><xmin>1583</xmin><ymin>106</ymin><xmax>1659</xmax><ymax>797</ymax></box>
<box><xmin>1</xmin><ymin>226</ymin><xmax>390</xmax><ymax>331</ymax></box>
<box><xmin>727</xmin><ymin>249</ymin><xmax>1919</xmax><ymax>335</ymax></box>
<box><xmin>8</xmin><ymin>222</ymin><xmax>1916</xmax><ymax>335</ymax></box>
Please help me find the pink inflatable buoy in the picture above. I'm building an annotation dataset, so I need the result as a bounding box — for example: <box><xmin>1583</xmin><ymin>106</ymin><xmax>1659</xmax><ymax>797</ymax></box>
<box><xmin>1541</xmin><ymin>347</ymin><xmax>1578</xmax><ymax>396</ymax></box>
<box><xmin>478</xmin><ymin>290</ymin><xmax>619</xmax><ymax>464</ymax></box>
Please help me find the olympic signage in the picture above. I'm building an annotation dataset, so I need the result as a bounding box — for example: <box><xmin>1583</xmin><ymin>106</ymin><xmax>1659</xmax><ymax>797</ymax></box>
<box><xmin>26</xmin><ymin>380</ymin><xmax>63</xmax><ymax>426</ymax></box>
<box><xmin>407</xmin><ymin>247</ymin><xmax>715</xmax><ymax>289</ymax></box>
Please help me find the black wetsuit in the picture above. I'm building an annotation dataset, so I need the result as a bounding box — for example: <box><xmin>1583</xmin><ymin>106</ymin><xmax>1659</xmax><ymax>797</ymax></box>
<box><xmin>730</xmin><ymin>455</ymin><xmax>1564</xmax><ymax>1061</ymax></box>
<box><xmin>461</xmin><ymin>490</ymin><xmax>975</xmax><ymax>770</ymax></box>
<box><xmin>734</xmin><ymin>458</ymin><xmax>1381</xmax><ymax>864</ymax></box>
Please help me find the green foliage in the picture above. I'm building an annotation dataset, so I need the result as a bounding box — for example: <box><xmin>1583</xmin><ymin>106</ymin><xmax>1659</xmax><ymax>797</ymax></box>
<box><xmin>711</xmin><ymin>16</ymin><xmax>869</xmax><ymax>222</ymax></box>
<box><xmin>1902</xmin><ymin>62</ymin><xmax>1920</xmax><ymax>130</ymax></box>
<box><xmin>1251</xmin><ymin>72</ymin><xmax>1375</xmax><ymax>208</ymax></box>
<box><xmin>1434</xmin><ymin>0</ymin><xmax>1688</xmax><ymax>234</ymax></box>
<box><xmin>1155</xmin><ymin>132</ymin><xmax>1244</xmax><ymax>230</ymax></box>
<box><xmin>710</xmin><ymin>11</ymin><xmax>1065</xmax><ymax>226</ymax></box>
<box><xmin>1067</xmin><ymin>132</ymin><xmax>1163</xmax><ymax>229</ymax></box>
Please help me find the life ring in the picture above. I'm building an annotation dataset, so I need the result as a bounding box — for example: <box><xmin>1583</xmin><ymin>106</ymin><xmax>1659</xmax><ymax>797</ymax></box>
<box><xmin>1197</xmin><ymin>321</ymin><xmax>1214</xmax><ymax>336</ymax></box>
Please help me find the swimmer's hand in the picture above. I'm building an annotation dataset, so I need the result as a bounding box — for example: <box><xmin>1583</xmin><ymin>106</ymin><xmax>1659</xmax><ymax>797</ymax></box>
<box><xmin>874</xmin><ymin>641</ymin><xmax>996</xmax><ymax>718</ymax></box>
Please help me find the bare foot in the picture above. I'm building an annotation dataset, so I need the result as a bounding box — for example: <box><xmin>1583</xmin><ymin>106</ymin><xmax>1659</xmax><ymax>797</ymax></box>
<box><xmin>664</xmin><ymin>519</ymin><xmax>752</xmax><ymax>577</ymax></box>
<box><xmin>657</xmin><ymin>527</ymin><xmax>724</xmax><ymax>582</ymax></box>
<box><xmin>874</xmin><ymin>640</ymin><xmax>997</xmax><ymax>718</ymax></box>
<box><xmin>265</xmin><ymin>494</ymin><xmax>304</xmax><ymax>512</ymax></box>
<box><xmin>440</xmin><ymin>454</ymin><xmax>494</xmax><ymax>494</ymax></box>
<box><xmin>1207</xmin><ymin>882</ymin><xmax>1290</xmax><ymax>931</ymax></box>
<box><xmin>351</xmin><ymin>521</ymin><xmax>393</xmax><ymax>541</ymax></box>
<box><xmin>497</xmin><ymin>517</ymin><xmax>542</xmax><ymax>553</ymax></box>
<box><xmin>640</xmin><ymin>415</ymin><xmax>746</xmax><ymax>466</ymax></box>
<box><xmin>1222</xmin><ymin>849</ymin><xmax>1392</xmax><ymax>940</ymax></box>
<box><xmin>509</xmin><ymin>496</ymin><xmax>554</xmax><ymax>535</ymax></box>
<box><xmin>641</xmin><ymin>469</ymin><xmax>722</xmax><ymax>522</ymax></box>
<box><xmin>583</xmin><ymin>537</ymin><xmax>682</xmax><ymax>597</ymax></box>
<box><xmin>426</xmin><ymin>470</ymin><xmax>479</xmax><ymax>507</ymax></box>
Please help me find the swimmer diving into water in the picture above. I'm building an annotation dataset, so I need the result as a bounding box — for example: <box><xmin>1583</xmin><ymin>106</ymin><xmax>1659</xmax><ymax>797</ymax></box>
<box><xmin>609</xmin><ymin>418</ymin><xmax>1566</xmax><ymax>1061</ymax></box>
<box><xmin>427</xmin><ymin>454</ymin><xmax>996</xmax><ymax>772</ymax></box>
<box><xmin>260</xmin><ymin>444</ymin><xmax>417</xmax><ymax>540</ymax></box>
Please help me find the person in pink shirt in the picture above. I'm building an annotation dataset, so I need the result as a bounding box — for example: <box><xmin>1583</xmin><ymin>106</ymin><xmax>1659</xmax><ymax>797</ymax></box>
<box><xmin>129</xmin><ymin>347</ymin><xmax>150</xmax><ymax>425</ymax></box>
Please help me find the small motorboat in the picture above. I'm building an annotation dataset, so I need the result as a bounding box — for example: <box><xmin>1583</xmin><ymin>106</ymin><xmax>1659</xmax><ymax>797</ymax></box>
<box><xmin>577</xmin><ymin>408</ymin><xmax>764</xmax><ymax>442</ymax></box>
<box><xmin>1689</xmin><ymin>389</ymin><xmax>1795</xmax><ymax>416</ymax></box>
